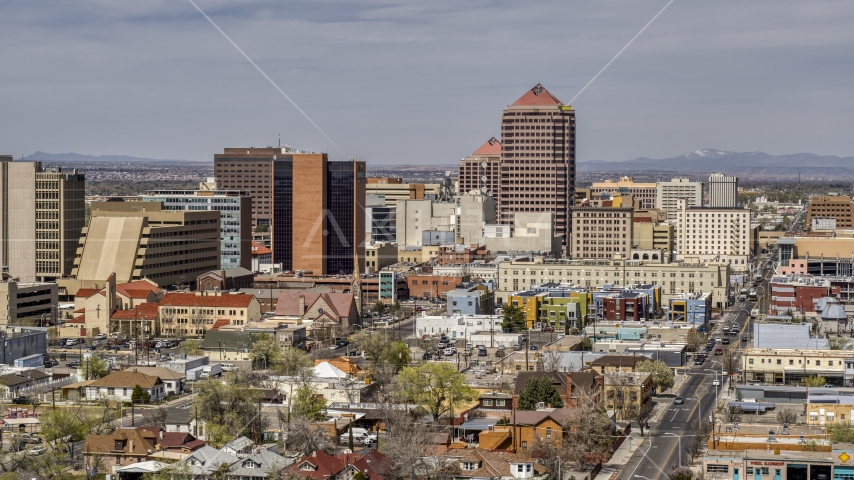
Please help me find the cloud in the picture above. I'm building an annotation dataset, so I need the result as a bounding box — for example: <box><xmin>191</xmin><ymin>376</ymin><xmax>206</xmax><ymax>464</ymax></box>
<box><xmin>0</xmin><ymin>0</ymin><xmax>853</xmax><ymax>164</ymax></box>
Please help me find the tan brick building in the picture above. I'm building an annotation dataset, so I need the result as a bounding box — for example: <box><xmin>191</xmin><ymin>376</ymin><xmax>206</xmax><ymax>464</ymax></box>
<box><xmin>158</xmin><ymin>291</ymin><xmax>260</xmax><ymax>337</ymax></box>
<box><xmin>570</xmin><ymin>206</ymin><xmax>633</xmax><ymax>259</ymax></box>
<box><xmin>806</xmin><ymin>196</ymin><xmax>854</xmax><ymax>229</ymax></box>
<box><xmin>458</xmin><ymin>137</ymin><xmax>501</xmax><ymax>197</ymax></box>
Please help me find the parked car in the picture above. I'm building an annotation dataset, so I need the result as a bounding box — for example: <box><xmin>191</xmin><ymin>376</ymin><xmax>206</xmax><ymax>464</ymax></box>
<box><xmin>530</xmin><ymin>345</ymin><xmax>538</xmax><ymax>351</ymax></box>
<box><xmin>541</xmin><ymin>326</ymin><xmax>555</xmax><ymax>332</ymax></box>
<box><xmin>43</xmin><ymin>359</ymin><xmax>58</xmax><ymax>368</ymax></box>
<box><xmin>96</xmin><ymin>333</ymin><xmax>107</xmax><ymax>340</ymax></box>
<box><xmin>477</xmin><ymin>349</ymin><xmax>487</xmax><ymax>357</ymax></box>
<box><xmin>58</xmin><ymin>339</ymin><xmax>68</xmax><ymax>347</ymax></box>
<box><xmin>437</xmin><ymin>342</ymin><xmax>447</xmax><ymax>349</ymax></box>
<box><xmin>443</xmin><ymin>348</ymin><xmax>455</xmax><ymax>356</ymax></box>
<box><xmin>11</xmin><ymin>433</ymin><xmax>42</xmax><ymax>445</ymax></box>
<box><xmin>66</xmin><ymin>361</ymin><xmax>80</xmax><ymax>368</ymax></box>
<box><xmin>11</xmin><ymin>397</ymin><xmax>29</xmax><ymax>405</ymax></box>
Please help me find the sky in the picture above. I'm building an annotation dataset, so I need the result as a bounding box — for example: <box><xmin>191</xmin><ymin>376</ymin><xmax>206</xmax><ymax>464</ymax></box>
<box><xmin>2</xmin><ymin>0</ymin><xmax>854</xmax><ymax>165</ymax></box>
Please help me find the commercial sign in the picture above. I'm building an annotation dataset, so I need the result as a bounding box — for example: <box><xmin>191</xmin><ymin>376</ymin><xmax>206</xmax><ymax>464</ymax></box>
<box><xmin>749</xmin><ymin>461</ymin><xmax>785</xmax><ymax>466</ymax></box>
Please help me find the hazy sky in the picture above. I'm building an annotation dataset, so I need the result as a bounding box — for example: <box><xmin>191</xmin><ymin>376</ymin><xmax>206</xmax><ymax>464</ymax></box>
<box><xmin>2</xmin><ymin>1</ymin><xmax>854</xmax><ymax>165</ymax></box>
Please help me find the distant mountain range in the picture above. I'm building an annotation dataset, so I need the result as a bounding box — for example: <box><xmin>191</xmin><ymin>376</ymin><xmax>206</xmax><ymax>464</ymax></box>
<box><xmin>580</xmin><ymin>149</ymin><xmax>854</xmax><ymax>174</ymax></box>
<box><xmin>23</xmin><ymin>151</ymin><xmax>203</xmax><ymax>164</ymax></box>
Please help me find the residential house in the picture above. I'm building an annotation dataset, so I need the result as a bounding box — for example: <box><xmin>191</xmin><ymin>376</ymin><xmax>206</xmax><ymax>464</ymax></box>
<box><xmin>160</xmin><ymin>432</ymin><xmax>205</xmax><ymax>453</ymax></box>
<box><xmin>273</xmin><ymin>362</ymin><xmax>370</xmax><ymax>410</ymax></box>
<box><xmin>478</xmin><ymin>408</ymin><xmax>577</xmax><ymax>450</ymax></box>
<box><xmin>124</xmin><ymin>366</ymin><xmax>186</xmax><ymax>396</ymax></box>
<box><xmin>199</xmin><ymin>331</ymin><xmax>254</xmax><ymax>361</ymax></box>
<box><xmin>181</xmin><ymin>445</ymin><xmax>238</xmax><ymax>478</ymax></box>
<box><xmin>158</xmin><ymin>291</ymin><xmax>260</xmax><ymax>337</ymax></box>
<box><xmin>337</xmin><ymin>450</ymin><xmax>394</xmax><ymax>480</ymax></box>
<box><xmin>271</xmin><ymin>291</ymin><xmax>358</xmax><ymax>331</ymax></box>
<box><xmin>222</xmin><ymin>436</ymin><xmax>255</xmax><ymax>458</ymax></box>
<box><xmin>512</xmin><ymin>371</ymin><xmax>603</xmax><ymax>409</ymax></box>
<box><xmin>450</xmin><ymin>449</ymin><xmax>545</xmax><ymax>479</ymax></box>
<box><xmin>0</xmin><ymin>369</ymin><xmax>50</xmax><ymax>400</ymax></box>
<box><xmin>226</xmin><ymin>449</ymin><xmax>294</xmax><ymax>480</ymax></box>
<box><xmin>289</xmin><ymin>450</ymin><xmax>392</xmax><ymax>480</ymax></box>
<box><xmin>83</xmin><ymin>370</ymin><xmax>166</xmax><ymax>402</ymax></box>
<box><xmin>83</xmin><ymin>427</ymin><xmax>159</xmax><ymax>473</ymax></box>
<box><xmin>164</xmin><ymin>407</ymin><xmax>207</xmax><ymax>441</ymax></box>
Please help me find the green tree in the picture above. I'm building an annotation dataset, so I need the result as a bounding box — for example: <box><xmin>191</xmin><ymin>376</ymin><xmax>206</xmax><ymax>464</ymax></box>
<box><xmin>181</xmin><ymin>339</ymin><xmax>201</xmax><ymax>356</ymax></box>
<box><xmin>830</xmin><ymin>423</ymin><xmax>854</xmax><ymax>443</ymax></box>
<box><xmin>131</xmin><ymin>384</ymin><xmax>151</xmax><ymax>404</ymax></box>
<box><xmin>354</xmin><ymin>331</ymin><xmax>391</xmax><ymax>364</ymax></box>
<box><xmin>372</xmin><ymin>301</ymin><xmax>388</xmax><ymax>315</ymax></box>
<box><xmin>636</xmin><ymin>359</ymin><xmax>675</xmax><ymax>393</ymax></box>
<box><xmin>396</xmin><ymin>362</ymin><xmax>477</xmax><ymax>421</ymax></box>
<box><xmin>382</xmin><ymin>340</ymin><xmax>411</xmax><ymax>372</ymax></box>
<box><xmin>38</xmin><ymin>408</ymin><xmax>89</xmax><ymax>460</ymax></box>
<box><xmin>348</xmin><ymin>421</ymin><xmax>355</xmax><ymax>451</ymax></box>
<box><xmin>254</xmin><ymin>224</ymin><xmax>269</xmax><ymax>233</ymax></box>
<box><xmin>501</xmin><ymin>304</ymin><xmax>526</xmax><ymax>332</ymax></box>
<box><xmin>517</xmin><ymin>377</ymin><xmax>565</xmax><ymax>410</ymax></box>
<box><xmin>292</xmin><ymin>385</ymin><xmax>326</xmax><ymax>420</ymax></box>
<box><xmin>82</xmin><ymin>354</ymin><xmax>110</xmax><ymax>380</ymax></box>
<box><xmin>806</xmin><ymin>375</ymin><xmax>828</xmax><ymax>387</ymax></box>
<box><xmin>249</xmin><ymin>333</ymin><xmax>281</xmax><ymax>369</ymax></box>
<box><xmin>196</xmin><ymin>377</ymin><xmax>269</xmax><ymax>445</ymax></box>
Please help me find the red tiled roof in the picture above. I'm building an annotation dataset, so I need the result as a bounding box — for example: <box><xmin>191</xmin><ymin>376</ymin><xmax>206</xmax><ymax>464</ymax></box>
<box><xmin>75</xmin><ymin>288</ymin><xmax>100</xmax><ymax>298</ymax></box>
<box><xmin>110</xmin><ymin>303</ymin><xmax>159</xmax><ymax>320</ymax></box>
<box><xmin>351</xmin><ymin>450</ymin><xmax>393</xmax><ymax>480</ymax></box>
<box><xmin>209</xmin><ymin>319</ymin><xmax>230</xmax><ymax>331</ymax></box>
<box><xmin>251</xmin><ymin>242</ymin><xmax>273</xmax><ymax>255</ymax></box>
<box><xmin>511</xmin><ymin>83</ymin><xmax>562</xmax><ymax>106</ymax></box>
<box><xmin>633</xmin><ymin>217</ymin><xmax>652</xmax><ymax>223</ymax></box>
<box><xmin>274</xmin><ymin>291</ymin><xmax>354</xmax><ymax>318</ymax></box>
<box><xmin>116</xmin><ymin>279</ymin><xmax>162</xmax><ymax>298</ymax></box>
<box><xmin>74</xmin><ymin>309</ymin><xmax>85</xmax><ymax>314</ymax></box>
<box><xmin>292</xmin><ymin>450</ymin><xmax>347</xmax><ymax>479</ymax></box>
<box><xmin>160</xmin><ymin>292</ymin><xmax>255</xmax><ymax>308</ymax></box>
<box><xmin>472</xmin><ymin>137</ymin><xmax>501</xmax><ymax>155</ymax></box>
<box><xmin>69</xmin><ymin>315</ymin><xmax>85</xmax><ymax>324</ymax></box>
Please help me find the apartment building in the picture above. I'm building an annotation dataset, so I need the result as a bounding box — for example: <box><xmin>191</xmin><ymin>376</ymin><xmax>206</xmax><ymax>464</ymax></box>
<box><xmin>498</xmin><ymin>84</ymin><xmax>576</xmax><ymax>250</ymax></box>
<box><xmin>144</xmin><ymin>187</ymin><xmax>252</xmax><ymax>270</ymax></box>
<box><xmin>213</xmin><ymin>148</ymin><xmax>366</xmax><ymax>275</ymax></box>
<box><xmin>632</xmin><ymin>221</ymin><xmax>674</xmax><ymax>253</ymax></box>
<box><xmin>570</xmin><ymin>206</ymin><xmax>633</xmax><ymax>260</ymax></box>
<box><xmin>407</xmin><ymin>274</ymin><xmax>464</xmax><ymax>300</ymax></box>
<box><xmin>674</xmin><ymin>198</ymin><xmax>751</xmax><ymax>271</ymax></box>
<box><xmin>806</xmin><ymin>196</ymin><xmax>854</xmax><ymax>229</ymax></box>
<box><xmin>497</xmin><ymin>257</ymin><xmax>730</xmax><ymax>310</ymax></box>
<box><xmin>741</xmin><ymin>348</ymin><xmax>854</xmax><ymax>386</ymax></box>
<box><xmin>458</xmin><ymin>137</ymin><xmax>501</xmax><ymax>198</ymax></box>
<box><xmin>656</xmin><ymin>178</ymin><xmax>703</xmax><ymax>221</ymax></box>
<box><xmin>708</xmin><ymin>173</ymin><xmax>739</xmax><ymax>208</ymax></box>
<box><xmin>158</xmin><ymin>291</ymin><xmax>260</xmax><ymax>337</ymax></box>
<box><xmin>365</xmin><ymin>195</ymin><xmax>396</xmax><ymax>244</ymax></box>
<box><xmin>0</xmin><ymin>157</ymin><xmax>85</xmax><ymax>282</ymax></box>
<box><xmin>589</xmin><ymin>177</ymin><xmax>656</xmax><ymax>209</ymax></box>
<box><xmin>364</xmin><ymin>242</ymin><xmax>397</xmax><ymax>273</ymax></box>
<box><xmin>436</xmin><ymin>244</ymin><xmax>489</xmax><ymax>266</ymax></box>
<box><xmin>71</xmin><ymin>201</ymin><xmax>220</xmax><ymax>288</ymax></box>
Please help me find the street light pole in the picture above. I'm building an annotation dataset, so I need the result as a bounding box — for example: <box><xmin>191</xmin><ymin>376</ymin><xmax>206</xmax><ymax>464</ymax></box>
<box><xmin>664</xmin><ymin>433</ymin><xmax>682</xmax><ymax>467</ymax></box>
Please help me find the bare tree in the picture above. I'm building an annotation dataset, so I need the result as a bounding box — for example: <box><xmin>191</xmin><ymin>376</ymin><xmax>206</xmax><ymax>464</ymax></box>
<box><xmin>379</xmin><ymin>404</ymin><xmax>459</xmax><ymax>480</ymax></box>
<box><xmin>138</xmin><ymin>406</ymin><xmax>169</xmax><ymax>429</ymax></box>
<box><xmin>560</xmin><ymin>384</ymin><xmax>612</xmax><ymax>470</ymax></box>
<box><xmin>159</xmin><ymin>308</ymin><xmax>177</xmax><ymax>340</ymax></box>
<box><xmin>625</xmin><ymin>402</ymin><xmax>655</xmax><ymax>436</ymax></box>
<box><xmin>539</xmin><ymin>350</ymin><xmax>563</xmax><ymax>372</ymax></box>
<box><xmin>686</xmin><ymin>418</ymin><xmax>713</xmax><ymax>460</ymax></box>
<box><xmin>279</xmin><ymin>412</ymin><xmax>334</xmax><ymax>456</ymax></box>
<box><xmin>776</xmin><ymin>409</ymin><xmax>798</xmax><ymax>425</ymax></box>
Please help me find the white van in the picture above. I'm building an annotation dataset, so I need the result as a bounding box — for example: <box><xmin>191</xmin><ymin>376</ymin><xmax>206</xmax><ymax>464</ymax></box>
<box><xmin>221</xmin><ymin>363</ymin><xmax>236</xmax><ymax>372</ymax></box>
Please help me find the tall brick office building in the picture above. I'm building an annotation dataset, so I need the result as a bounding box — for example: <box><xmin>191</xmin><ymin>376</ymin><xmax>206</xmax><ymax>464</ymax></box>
<box><xmin>214</xmin><ymin>148</ymin><xmax>365</xmax><ymax>275</ymax></box>
<box><xmin>498</xmin><ymin>84</ymin><xmax>576</xmax><ymax>251</ymax></box>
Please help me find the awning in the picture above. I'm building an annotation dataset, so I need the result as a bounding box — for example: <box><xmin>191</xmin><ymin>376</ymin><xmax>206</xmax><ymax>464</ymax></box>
<box><xmin>3</xmin><ymin>418</ymin><xmax>40</xmax><ymax>426</ymax></box>
<box><xmin>115</xmin><ymin>461</ymin><xmax>169</xmax><ymax>473</ymax></box>
<box><xmin>459</xmin><ymin>418</ymin><xmax>499</xmax><ymax>431</ymax></box>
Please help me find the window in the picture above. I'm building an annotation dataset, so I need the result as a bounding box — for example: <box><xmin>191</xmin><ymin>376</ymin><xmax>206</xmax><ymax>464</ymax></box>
<box><xmin>546</xmin><ymin>427</ymin><xmax>552</xmax><ymax>438</ymax></box>
<box><xmin>484</xmin><ymin>399</ymin><xmax>493</xmax><ymax>406</ymax></box>
<box><xmin>461</xmin><ymin>462</ymin><xmax>479</xmax><ymax>471</ymax></box>
<box><xmin>521</xmin><ymin>441</ymin><xmax>527</xmax><ymax>448</ymax></box>
<box><xmin>761</xmin><ymin>468</ymin><xmax>769</xmax><ymax>475</ymax></box>
<box><xmin>495</xmin><ymin>399</ymin><xmax>506</xmax><ymax>407</ymax></box>
<box><xmin>707</xmin><ymin>465</ymin><xmax>729</xmax><ymax>474</ymax></box>
<box><xmin>747</xmin><ymin>468</ymin><xmax>754</xmax><ymax>475</ymax></box>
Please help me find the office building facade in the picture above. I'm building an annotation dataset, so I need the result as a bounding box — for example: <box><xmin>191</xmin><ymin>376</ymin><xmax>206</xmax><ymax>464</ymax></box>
<box><xmin>806</xmin><ymin>196</ymin><xmax>854</xmax><ymax>229</ymax></box>
<box><xmin>499</xmin><ymin>84</ymin><xmax>576</xmax><ymax>250</ymax></box>
<box><xmin>144</xmin><ymin>188</ymin><xmax>252</xmax><ymax>270</ymax></box>
<box><xmin>589</xmin><ymin>177</ymin><xmax>656</xmax><ymax>209</ymax></box>
<box><xmin>708</xmin><ymin>173</ymin><xmax>738</xmax><ymax>208</ymax></box>
<box><xmin>569</xmin><ymin>207</ymin><xmax>634</xmax><ymax>260</ymax></box>
<box><xmin>656</xmin><ymin>178</ymin><xmax>703</xmax><ymax>221</ymax></box>
<box><xmin>214</xmin><ymin>148</ymin><xmax>365</xmax><ymax>275</ymax></box>
<box><xmin>674</xmin><ymin>198</ymin><xmax>751</xmax><ymax>271</ymax></box>
<box><xmin>0</xmin><ymin>157</ymin><xmax>85</xmax><ymax>282</ymax></box>
<box><xmin>458</xmin><ymin>137</ymin><xmax>501</xmax><ymax>197</ymax></box>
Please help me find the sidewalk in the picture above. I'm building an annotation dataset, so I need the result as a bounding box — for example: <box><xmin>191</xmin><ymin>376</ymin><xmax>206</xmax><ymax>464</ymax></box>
<box><xmin>594</xmin><ymin>427</ymin><xmax>647</xmax><ymax>480</ymax></box>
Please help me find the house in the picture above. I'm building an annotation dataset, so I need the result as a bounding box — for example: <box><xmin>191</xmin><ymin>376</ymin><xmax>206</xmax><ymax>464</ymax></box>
<box><xmin>226</xmin><ymin>448</ymin><xmax>294</xmax><ymax>480</ymax></box>
<box><xmin>181</xmin><ymin>445</ymin><xmax>238</xmax><ymax>478</ymax></box>
<box><xmin>83</xmin><ymin>427</ymin><xmax>159</xmax><ymax>473</ymax></box>
<box><xmin>314</xmin><ymin>357</ymin><xmax>362</xmax><ymax>376</ymax></box>
<box><xmin>271</xmin><ymin>291</ymin><xmax>358</xmax><ymax>330</ymax></box>
<box><xmin>159</xmin><ymin>432</ymin><xmax>205</xmax><ymax>453</ymax></box>
<box><xmin>251</xmin><ymin>242</ymin><xmax>273</xmax><ymax>274</ymax></box>
<box><xmin>164</xmin><ymin>406</ymin><xmax>207</xmax><ymax>440</ymax></box>
<box><xmin>512</xmin><ymin>370</ymin><xmax>603</xmax><ymax>409</ymax></box>
<box><xmin>0</xmin><ymin>369</ymin><xmax>50</xmax><ymax>400</ymax></box>
<box><xmin>475</xmin><ymin>392</ymin><xmax>513</xmax><ymax>415</ymax></box>
<box><xmin>222</xmin><ymin>436</ymin><xmax>255</xmax><ymax>458</ymax></box>
<box><xmin>478</xmin><ymin>408</ymin><xmax>577</xmax><ymax>450</ymax></box>
<box><xmin>603</xmin><ymin>371</ymin><xmax>654</xmax><ymax>421</ymax></box>
<box><xmin>273</xmin><ymin>362</ymin><xmax>369</xmax><ymax>405</ymax></box>
<box><xmin>83</xmin><ymin>370</ymin><xmax>166</xmax><ymax>402</ymax></box>
<box><xmin>449</xmin><ymin>448</ymin><xmax>545</xmax><ymax>479</ymax></box>
<box><xmin>289</xmin><ymin>450</ymin><xmax>392</xmax><ymax>480</ymax></box>
<box><xmin>123</xmin><ymin>366</ymin><xmax>186</xmax><ymax>395</ymax></box>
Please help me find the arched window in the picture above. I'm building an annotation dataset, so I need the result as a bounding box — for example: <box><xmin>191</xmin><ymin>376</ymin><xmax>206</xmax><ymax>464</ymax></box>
<box><xmin>633</xmin><ymin>254</ymin><xmax>639</xmax><ymax>260</ymax></box>
<box><xmin>652</xmin><ymin>254</ymin><xmax>659</xmax><ymax>260</ymax></box>
<box><xmin>642</xmin><ymin>254</ymin><xmax>649</xmax><ymax>260</ymax></box>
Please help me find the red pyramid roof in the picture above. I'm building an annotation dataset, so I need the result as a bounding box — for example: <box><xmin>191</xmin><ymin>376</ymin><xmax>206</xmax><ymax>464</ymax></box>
<box><xmin>472</xmin><ymin>137</ymin><xmax>501</xmax><ymax>155</ymax></box>
<box><xmin>512</xmin><ymin>83</ymin><xmax>562</xmax><ymax>106</ymax></box>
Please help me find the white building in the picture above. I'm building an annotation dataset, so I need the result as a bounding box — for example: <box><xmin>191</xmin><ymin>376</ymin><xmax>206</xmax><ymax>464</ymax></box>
<box><xmin>674</xmin><ymin>198</ymin><xmax>751</xmax><ymax>271</ymax></box>
<box><xmin>415</xmin><ymin>314</ymin><xmax>504</xmax><ymax>339</ymax></box>
<box><xmin>656</xmin><ymin>178</ymin><xmax>703</xmax><ymax>221</ymax></box>
<box><xmin>708</xmin><ymin>173</ymin><xmax>738</xmax><ymax>208</ymax></box>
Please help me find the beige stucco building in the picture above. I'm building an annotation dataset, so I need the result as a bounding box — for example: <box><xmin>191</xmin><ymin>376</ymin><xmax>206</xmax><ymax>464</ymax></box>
<box><xmin>158</xmin><ymin>291</ymin><xmax>260</xmax><ymax>337</ymax></box>
<box><xmin>570</xmin><ymin>207</ymin><xmax>633</xmax><ymax>260</ymax></box>
<box><xmin>741</xmin><ymin>348</ymin><xmax>854</xmax><ymax>386</ymax></box>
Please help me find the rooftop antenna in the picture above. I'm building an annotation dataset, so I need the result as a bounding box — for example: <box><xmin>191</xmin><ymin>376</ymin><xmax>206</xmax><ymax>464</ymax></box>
<box><xmin>277</xmin><ymin>134</ymin><xmax>282</xmax><ymax>148</ymax></box>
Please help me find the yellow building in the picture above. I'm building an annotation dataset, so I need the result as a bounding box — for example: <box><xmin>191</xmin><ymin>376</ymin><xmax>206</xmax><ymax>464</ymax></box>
<box><xmin>365</xmin><ymin>242</ymin><xmax>398</xmax><ymax>273</ymax></box>
<box><xmin>603</xmin><ymin>371</ymin><xmax>654</xmax><ymax>421</ymax></box>
<box><xmin>806</xmin><ymin>396</ymin><xmax>854</xmax><ymax>425</ymax></box>
<box><xmin>741</xmin><ymin>348</ymin><xmax>852</xmax><ymax>385</ymax></box>
<box><xmin>158</xmin><ymin>291</ymin><xmax>260</xmax><ymax>337</ymax></box>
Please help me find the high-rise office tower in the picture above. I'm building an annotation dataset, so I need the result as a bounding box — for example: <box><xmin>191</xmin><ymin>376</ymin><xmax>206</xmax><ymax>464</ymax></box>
<box><xmin>498</xmin><ymin>84</ymin><xmax>576</xmax><ymax>249</ymax></box>
<box><xmin>213</xmin><ymin>148</ymin><xmax>365</xmax><ymax>275</ymax></box>
<box><xmin>708</xmin><ymin>173</ymin><xmax>739</xmax><ymax>208</ymax></box>
<box><xmin>656</xmin><ymin>178</ymin><xmax>703</xmax><ymax>222</ymax></box>
<box><xmin>0</xmin><ymin>156</ymin><xmax>85</xmax><ymax>282</ymax></box>
<box><xmin>458</xmin><ymin>137</ymin><xmax>501</xmax><ymax>198</ymax></box>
